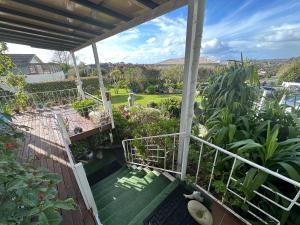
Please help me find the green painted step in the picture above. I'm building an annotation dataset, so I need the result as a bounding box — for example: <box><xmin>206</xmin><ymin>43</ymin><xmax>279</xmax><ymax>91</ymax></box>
<box><xmin>93</xmin><ymin>171</ymin><xmax>147</xmax><ymax>201</ymax></box>
<box><xmin>95</xmin><ymin>173</ymin><xmax>157</xmax><ymax>214</ymax></box>
<box><xmin>92</xmin><ymin>169</ymin><xmax>147</xmax><ymax>199</ymax></box>
<box><xmin>102</xmin><ymin>175</ymin><xmax>170</xmax><ymax>225</ymax></box>
<box><xmin>91</xmin><ymin>166</ymin><xmax>130</xmax><ymax>192</ymax></box>
<box><xmin>128</xmin><ymin>179</ymin><xmax>180</xmax><ymax>225</ymax></box>
<box><xmin>95</xmin><ymin>171</ymin><xmax>157</xmax><ymax>208</ymax></box>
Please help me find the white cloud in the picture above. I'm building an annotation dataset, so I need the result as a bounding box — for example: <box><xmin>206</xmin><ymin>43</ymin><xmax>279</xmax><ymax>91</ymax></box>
<box><xmin>146</xmin><ymin>37</ymin><xmax>156</xmax><ymax>44</ymax></box>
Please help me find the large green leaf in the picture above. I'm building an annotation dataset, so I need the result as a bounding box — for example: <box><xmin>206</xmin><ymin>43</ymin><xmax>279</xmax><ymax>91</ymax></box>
<box><xmin>278</xmin><ymin>162</ymin><xmax>300</xmax><ymax>182</ymax></box>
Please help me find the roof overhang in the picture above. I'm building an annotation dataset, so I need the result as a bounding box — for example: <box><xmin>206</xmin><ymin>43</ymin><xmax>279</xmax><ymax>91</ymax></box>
<box><xmin>0</xmin><ymin>0</ymin><xmax>188</xmax><ymax>52</ymax></box>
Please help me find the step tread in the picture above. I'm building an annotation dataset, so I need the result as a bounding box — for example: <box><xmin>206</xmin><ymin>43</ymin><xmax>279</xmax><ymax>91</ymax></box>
<box><xmin>97</xmin><ymin>171</ymin><xmax>157</xmax><ymax>211</ymax></box>
<box><xmin>94</xmin><ymin>171</ymin><xmax>156</xmax><ymax>208</ymax></box>
<box><xmin>93</xmin><ymin>169</ymin><xmax>147</xmax><ymax>199</ymax></box>
<box><xmin>102</xmin><ymin>175</ymin><xmax>170</xmax><ymax>225</ymax></box>
<box><xmin>91</xmin><ymin>167</ymin><xmax>129</xmax><ymax>191</ymax></box>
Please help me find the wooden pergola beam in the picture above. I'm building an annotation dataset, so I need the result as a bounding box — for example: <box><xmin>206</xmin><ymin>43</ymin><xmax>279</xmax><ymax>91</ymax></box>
<box><xmin>0</xmin><ymin>6</ymin><xmax>101</xmax><ymax>36</ymax></box>
<box><xmin>0</xmin><ymin>23</ymin><xmax>84</xmax><ymax>44</ymax></box>
<box><xmin>0</xmin><ymin>36</ymin><xmax>72</xmax><ymax>51</ymax></box>
<box><xmin>0</xmin><ymin>16</ymin><xmax>89</xmax><ymax>41</ymax></box>
<box><xmin>131</xmin><ymin>0</ymin><xmax>159</xmax><ymax>9</ymax></box>
<box><xmin>11</xmin><ymin>0</ymin><xmax>115</xmax><ymax>30</ymax></box>
<box><xmin>0</xmin><ymin>32</ymin><xmax>75</xmax><ymax>47</ymax></box>
<box><xmin>70</xmin><ymin>0</ymin><xmax>132</xmax><ymax>21</ymax></box>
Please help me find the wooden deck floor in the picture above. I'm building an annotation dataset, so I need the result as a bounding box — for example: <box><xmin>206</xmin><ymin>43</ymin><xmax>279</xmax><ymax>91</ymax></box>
<box><xmin>13</xmin><ymin>110</ymin><xmax>96</xmax><ymax>225</ymax></box>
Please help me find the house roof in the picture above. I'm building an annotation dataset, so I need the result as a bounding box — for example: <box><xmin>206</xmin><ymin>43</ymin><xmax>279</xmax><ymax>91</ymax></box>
<box><xmin>7</xmin><ymin>54</ymin><xmax>42</xmax><ymax>67</ymax></box>
<box><xmin>0</xmin><ymin>0</ymin><xmax>188</xmax><ymax>51</ymax></box>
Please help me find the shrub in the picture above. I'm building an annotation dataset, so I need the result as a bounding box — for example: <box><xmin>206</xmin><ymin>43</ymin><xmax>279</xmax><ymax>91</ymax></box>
<box><xmin>69</xmin><ymin>140</ymin><xmax>89</xmax><ymax>161</ymax></box>
<box><xmin>129</xmin><ymin>105</ymin><xmax>161</xmax><ymax>126</ymax></box>
<box><xmin>132</xmin><ymin>118</ymin><xmax>179</xmax><ymax>137</ymax></box>
<box><xmin>146</xmin><ymin>85</ymin><xmax>157</xmax><ymax>94</ymax></box>
<box><xmin>147</xmin><ymin>101</ymin><xmax>158</xmax><ymax>108</ymax></box>
<box><xmin>277</xmin><ymin>60</ymin><xmax>300</xmax><ymax>84</ymax></box>
<box><xmin>71</xmin><ymin>99</ymin><xmax>95</xmax><ymax>117</ymax></box>
<box><xmin>0</xmin><ymin>113</ymin><xmax>75</xmax><ymax>224</ymax></box>
<box><xmin>159</xmin><ymin>97</ymin><xmax>182</xmax><ymax>118</ymax></box>
<box><xmin>25</xmin><ymin>77</ymin><xmax>100</xmax><ymax>94</ymax></box>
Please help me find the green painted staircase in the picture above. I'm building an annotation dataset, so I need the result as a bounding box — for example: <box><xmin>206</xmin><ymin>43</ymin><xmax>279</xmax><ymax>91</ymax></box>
<box><xmin>90</xmin><ymin>166</ymin><xmax>179</xmax><ymax>225</ymax></box>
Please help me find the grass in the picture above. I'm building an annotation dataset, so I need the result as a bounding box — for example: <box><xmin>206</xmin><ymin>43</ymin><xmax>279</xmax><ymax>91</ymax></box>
<box><xmin>110</xmin><ymin>89</ymin><xmax>182</xmax><ymax>107</ymax></box>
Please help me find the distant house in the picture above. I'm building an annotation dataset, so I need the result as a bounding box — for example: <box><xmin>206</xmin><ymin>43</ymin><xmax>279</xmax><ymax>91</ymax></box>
<box><xmin>7</xmin><ymin>54</ymin><xmax>65</xmax><ymax>83</ymax></box>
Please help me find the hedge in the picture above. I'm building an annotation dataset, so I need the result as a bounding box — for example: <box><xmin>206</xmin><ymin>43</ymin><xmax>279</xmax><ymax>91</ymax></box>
<box><xmin>25</xmin><ymin>76</ymin><xmax>100</xmax><ymax>94</ymax></box>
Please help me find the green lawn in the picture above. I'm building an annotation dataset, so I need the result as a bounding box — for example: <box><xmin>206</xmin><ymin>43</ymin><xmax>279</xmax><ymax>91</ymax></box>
<box><xmin>110</xmin><ymin>89</ymin><xmax>181</xmax><ymax>107</ymax></box>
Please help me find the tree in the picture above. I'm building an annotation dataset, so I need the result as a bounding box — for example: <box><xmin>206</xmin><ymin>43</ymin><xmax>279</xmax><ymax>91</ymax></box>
<box><xmin>51</xmin><ymin>51</ymin><xmax>71</xmax><ymax>72</ymax></box>
<box><xmin>110</xmin><ymin>68</ymin><xmax>123</xmax><ymax>94</ymax></box>
<box><xmin>160</xmin><ymin>65</ymin><xmax>183</xmax><ymax>84</ymax></box>
<box><xmin>0</xmin><ymin>42</ymin><xmax>27</xmax><ymax>112</ymax></box>
<box><xmin>277</xmin><ymin>60</ymin><xmax>300</xmax><ymax>84</ymax></box>
<box><xmin>124</xmin><ymin>67</ymin><xmax>144</xmax><ymax>92</ymax></box>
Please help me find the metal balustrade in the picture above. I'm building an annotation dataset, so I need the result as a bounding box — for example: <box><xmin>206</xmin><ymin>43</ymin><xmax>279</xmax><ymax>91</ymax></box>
<box><xmin>0</xmin><ymin>89</ymin><xmax>111</xmax><ymax>130</ymax></box>
<box><xmin>122</xmin><ymin>133</ymin><xmax>184</xmax><ymax>176</ymax></box>
<box><xmin>122</xmin><ymin>133</ymin><xmax>300</xmax><ymax>225</ymax></box>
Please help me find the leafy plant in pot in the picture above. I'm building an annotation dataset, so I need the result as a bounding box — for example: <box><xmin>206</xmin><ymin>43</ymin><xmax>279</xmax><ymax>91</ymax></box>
<box><xmin>71</xmin><ymin>98</ymin><xmax>95</xmax><ymax>118</ymax></box>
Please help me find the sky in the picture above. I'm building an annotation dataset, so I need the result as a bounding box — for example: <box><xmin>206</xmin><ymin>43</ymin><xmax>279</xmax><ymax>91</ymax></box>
<box><xmin>6</xmin><ymin>0</ymin><xmax>300</xmax><ymax>64</ymax></box>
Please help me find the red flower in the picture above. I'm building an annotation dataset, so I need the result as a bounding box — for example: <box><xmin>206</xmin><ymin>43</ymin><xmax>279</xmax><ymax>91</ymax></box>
<box><xmin>38</xmin><ymin>192</ymin><xmax>45</xmax><ymax>201</ymax></box>
<box><xmin>4</xmin><ymin>143</ymin><xmax>16</xmax><ymax>149</ymax></box>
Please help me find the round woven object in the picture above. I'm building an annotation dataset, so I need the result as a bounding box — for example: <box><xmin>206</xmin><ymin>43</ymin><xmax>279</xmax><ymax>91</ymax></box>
<box><xmin>187</xmin><ymin>200</ymin><xmax>213</xmax><ymax>225</ymax></box>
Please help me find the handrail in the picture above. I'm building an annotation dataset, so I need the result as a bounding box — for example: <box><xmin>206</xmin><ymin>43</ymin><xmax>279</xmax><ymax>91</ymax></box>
<box><xmin>190</xmin><ymin>135</ymin><xmax>300</xmax><ymax>188</ymax></box>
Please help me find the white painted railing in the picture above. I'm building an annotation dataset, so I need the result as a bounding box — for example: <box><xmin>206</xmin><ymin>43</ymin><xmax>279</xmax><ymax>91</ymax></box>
<box><xmin>0</xmin><ymin>89</ymin><xmax>113</xmax><ymax>131</ymax></box>
<box><xmin>122</xmin><ymin>133</ymin><xmax>184</xmax><ymax>176</ymax></box>
<box><xmin>122</xmin><ymin>133</ymin><xmax>300</xmax><ymax>225</ymax></box>
<box><xmin>55</xmin><ymin>113</ymin><xmax>101</xmax><ymax>225</ymax></box>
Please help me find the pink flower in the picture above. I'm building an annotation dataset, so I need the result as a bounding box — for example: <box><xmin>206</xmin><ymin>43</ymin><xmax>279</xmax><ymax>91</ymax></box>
<box><xmin>4</xmin><ymin>143</ymin><xmax>16</xmax><ymax>149</ymax></box>
<box><xmin>38</xmin><ymin>192</ymin><xmax>45</xmax><ymax>201</ymax></box>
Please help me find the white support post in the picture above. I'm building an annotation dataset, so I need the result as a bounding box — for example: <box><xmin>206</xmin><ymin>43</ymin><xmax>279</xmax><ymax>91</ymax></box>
<box><xmin>70</xmin><ymin>51</ymin><xmax>85</xmax><ymax>98</ymax></box>
<box><xmin>177</xmin><ymin>0</ymin><xmax>205</xmax><ymax>179</ymax></box>
<box><xmin>91</xmin><ymin>42</ymin><xmax>109</xmax><ymax>113</ymax></box>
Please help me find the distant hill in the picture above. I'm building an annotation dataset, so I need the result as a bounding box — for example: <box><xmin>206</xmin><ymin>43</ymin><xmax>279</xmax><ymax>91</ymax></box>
<box><xmin>158</xmin><ymin>57</ymin><xmax>220</xmax><ymax>65</ymax></box>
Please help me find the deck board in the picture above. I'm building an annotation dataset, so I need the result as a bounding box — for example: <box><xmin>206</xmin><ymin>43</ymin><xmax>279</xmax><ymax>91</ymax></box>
<box><xmin>13</xmin><ymin>109</ymin><xmax>97</xmax><ymax>225</ymax></box>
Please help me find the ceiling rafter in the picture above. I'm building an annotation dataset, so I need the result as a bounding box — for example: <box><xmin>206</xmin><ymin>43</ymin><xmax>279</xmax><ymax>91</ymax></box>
<box><xmin>0</xmin><ymin>23</ymin><xmax>84</xmax><ymax>44</ymax></box>
<box><xmin>0</xmin><ymin>16</ymin><xmax>88</xmax><ymax>41</ymax></box>
<box><xmin>131</xmin><ymin>0</ymin><xmax>159</xmax><ymax>9</ymax></box>
<box><xmin>0</xmin><ymin>27</ymin><xmax>81</xmax><ymax>45</ymax></box>
<box><xmin>70</xmin><ymin>0</ymin><xmax>132</xmax><ymax>21</ymax></box>
<box><xmin>0</xmin><ymin>6</ymin><xmax>102</xmax><ymax>36</ymax></box>
<box><xmin>0</xmin><ymin>31</ymin><xmax>76</xmax><ymax>48</ymax></box>
<box><xmin>11</xmin><ymin>0</ymin><xmax>115</xmax><ymax>30</ymax></box>
<box><xmin>0</xmin><ymin>35</ymin><xmax>73</xmax><ymax>51</ymax></box>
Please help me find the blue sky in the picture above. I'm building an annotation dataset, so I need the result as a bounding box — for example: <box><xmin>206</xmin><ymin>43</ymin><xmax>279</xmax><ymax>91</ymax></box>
<box><xmin>7</xmin><ymin>0</ymin><xmax>300</xmax><ymax>63</ymax></box>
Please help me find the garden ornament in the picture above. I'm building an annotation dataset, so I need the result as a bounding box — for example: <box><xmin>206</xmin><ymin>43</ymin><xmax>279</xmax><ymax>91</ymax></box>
<box><xmin>184</xmin><ymin>191</ymin><xmax>204</xmax><ymax>202</ymax></box>
<box><xmin>187</xmin><ymin>200</ymin><xmax>213</xmax><ymax>225</ymax></box>
<box><xmin>74</xmin><ymin>126</ymin><xmax>83</xmax><ymax>134</ymax></box>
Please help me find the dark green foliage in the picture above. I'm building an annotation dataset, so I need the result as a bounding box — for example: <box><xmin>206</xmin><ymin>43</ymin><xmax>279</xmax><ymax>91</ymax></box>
<box><xmin>0</xmin><ymin>113</ymin><xmax>75</xmax><ymax>224</ymax></box>
<box><xmin>25</xmin><ymin>77</ymin><xmax>100</xmax><ymax>94</ymax></box>
<box><xmin>69</xmin><ymin>141</ymin><xmax>90</xmax><ymax>161</ymax></box>
<box><xmin>159</xmin><ymin>97</ymin><xmax>182</xmax><ymax>118</ymax></box>
<box><xmin>277</xmin><ymin>60</ymin><xmax>300</xmax><ymax>84</ymax></box>
<box><xmin>71</xmin><ymin>99</ymin><xmax>95</xmax><ymax>117</ymax></box>
<box><xmin>132</xmin><ymin>118</ymin><xmax>179</xmax><ymax>138</ymax></box>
